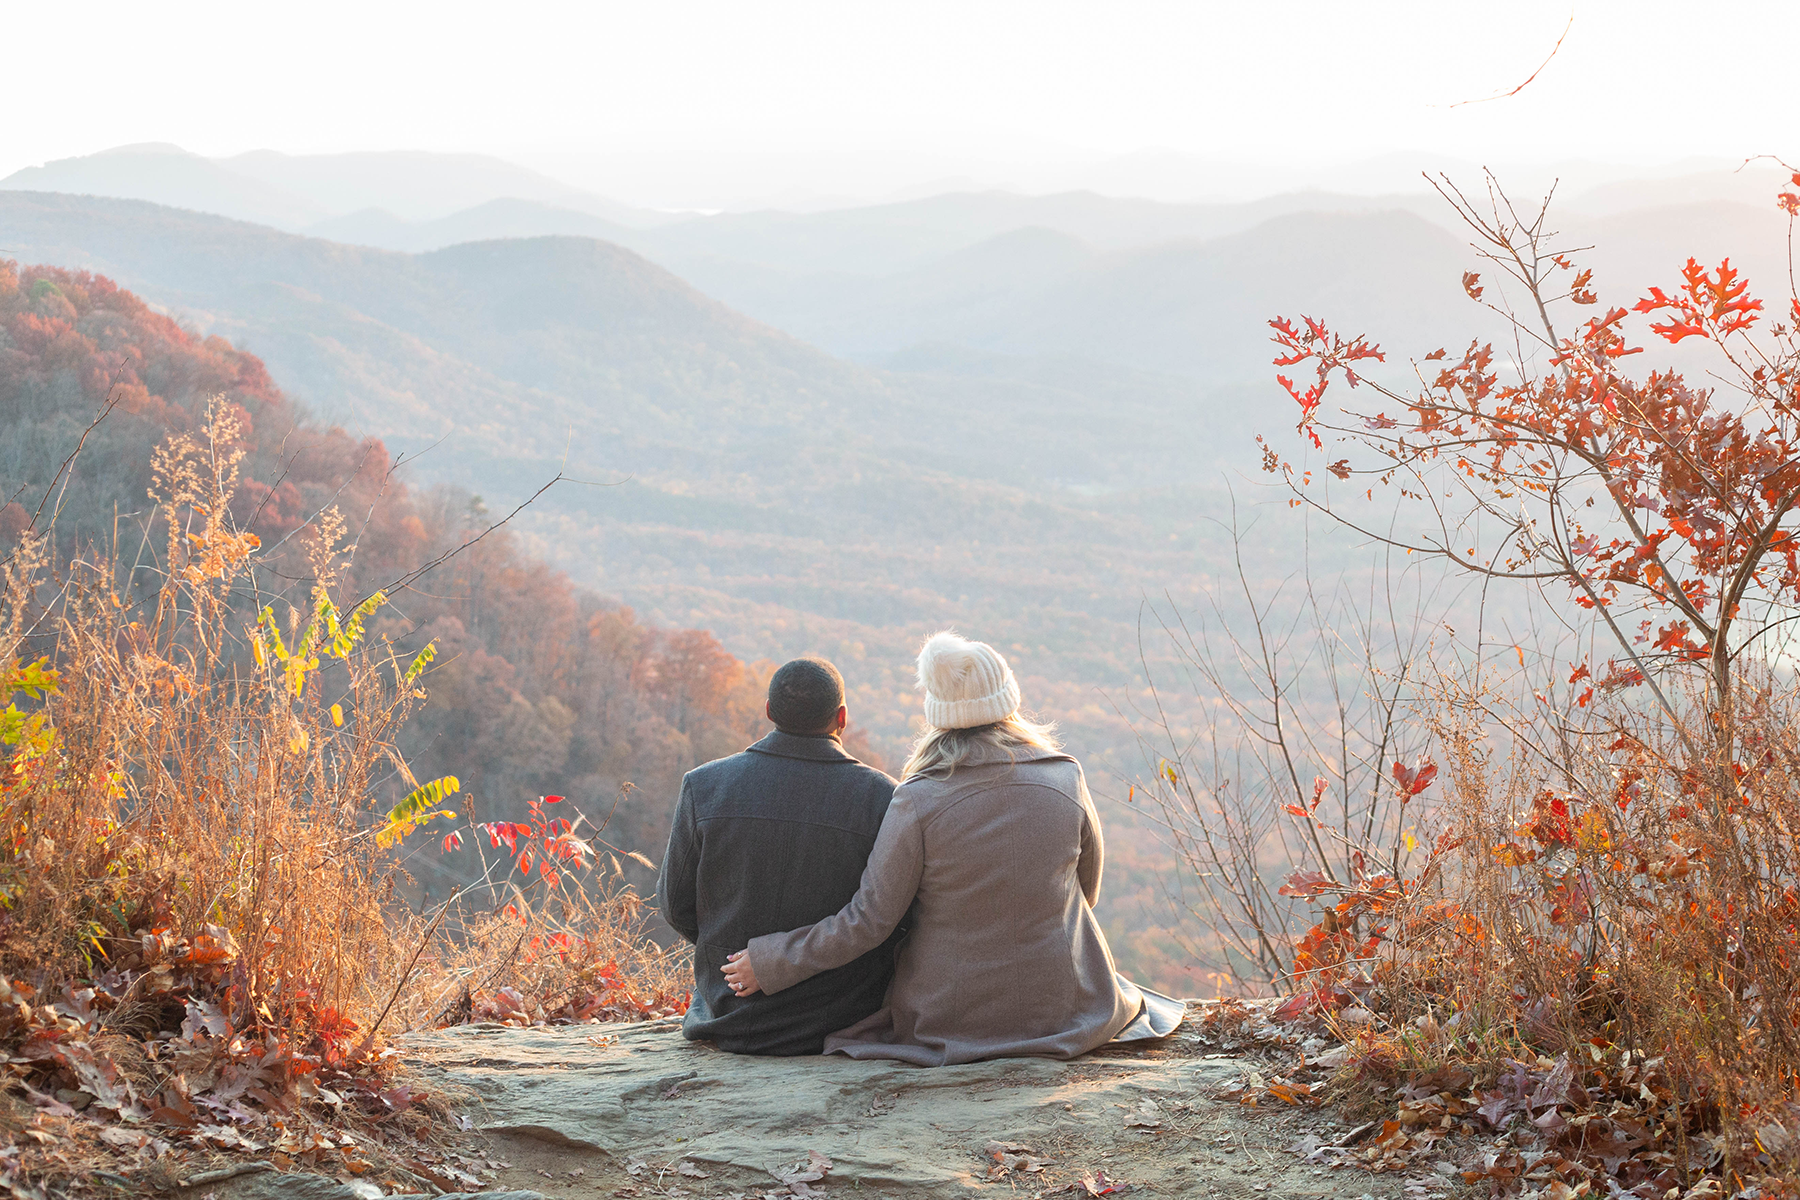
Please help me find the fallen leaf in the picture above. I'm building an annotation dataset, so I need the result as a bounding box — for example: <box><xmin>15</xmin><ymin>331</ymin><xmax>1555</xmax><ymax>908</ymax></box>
<box><xmin>382</xmin><ymin>1086</ymin><xmax>421</xmax><ymax>1112</ymax></box>
<box><xmin>773</xmin><ymin>1149</ymin><xmax>834</xmax><ymax>1196</ymax></box>
<box><xmin>1310</xmin><ymin>1044</ymin><xmax>1350</xmax><ymax>1068</ymax></box>
<box><xmin>151</xmin><ymin>1103</ymin><xmax>199</xmax><ymax>1129</ymax></box>
<box><xmin>985</xmin><ymin>1140</ymin><xmax>1050</xmax><ymax>1176</ymax></box>
<box><xmin>98</xmin><ymin>1126</ymin><xmax>149</xmax><ymax>1150</ymax></box>
<box><xmin>21</xmin><ymin>1084</ymin><xmax>76</xmax><ymax>1117</ymax></box>
<box><xmin>1267</xmin><ymin>1081</ymin><xmax>1314</xmax><ymax>1105</ymax></box>
<box><xmin>182</xmin><ymin>998</ymin><xmax>230</xmax><ymax>1039</ymax></box>
<box><xmin>1124</xmin><ymin>1099</ymin><xmax>1164</xmax><ymax>1128</ymax></box>
<box><xmin>677</xmin><ymin>1162</ymin><xmax>709</xmax><ymax>1179</ymax></box>
<box><xmin>409</xmin><ymin>1161</ymin><xmax>459</xmax><ymax>1191</ymax></box>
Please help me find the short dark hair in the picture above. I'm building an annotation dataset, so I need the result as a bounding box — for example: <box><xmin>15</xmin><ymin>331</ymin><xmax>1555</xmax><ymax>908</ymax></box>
<box><xmin>767</xmin><ymin>657</ymin><xmax>845</xmax><ymax>733</ymax></box>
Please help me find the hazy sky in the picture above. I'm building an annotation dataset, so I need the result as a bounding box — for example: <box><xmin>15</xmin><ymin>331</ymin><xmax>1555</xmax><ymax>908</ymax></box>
<box><xmin>9</xmin><ymin>0</ymin><xmax>1796</xmax><ymax>207</ymax></box>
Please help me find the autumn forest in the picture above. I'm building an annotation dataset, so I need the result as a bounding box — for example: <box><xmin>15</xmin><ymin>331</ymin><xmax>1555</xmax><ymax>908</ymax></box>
<box><xmin>0</xmin><ymin>261</ymin><xmax>791</xmax><ymax>902</ymax></box>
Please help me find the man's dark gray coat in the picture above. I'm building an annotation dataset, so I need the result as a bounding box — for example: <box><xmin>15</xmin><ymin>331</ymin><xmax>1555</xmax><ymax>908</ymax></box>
<box><xmin>658</xmin><ymin>730</ymin><xmax>899</xmax><ymax>1055</ymax></box>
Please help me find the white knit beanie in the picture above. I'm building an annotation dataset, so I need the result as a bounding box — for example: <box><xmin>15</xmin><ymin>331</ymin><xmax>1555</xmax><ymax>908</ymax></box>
<box><xmin>917</xmin><ymin>630</ymin><xmax>1021</xmax><ymax>730</ymax></box>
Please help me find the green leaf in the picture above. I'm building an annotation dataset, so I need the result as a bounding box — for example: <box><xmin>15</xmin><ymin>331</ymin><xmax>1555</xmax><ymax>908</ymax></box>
<box><xmin>4</xmin><ymin>658</ymin><xmax>59</xmax><ymax>702</ymax></box>
<box><xmin>376</xmin><ymin>775</ymin><xmax>461</xmax><ymax>849</ymax></box>
<box><xmin>402</xmin><ymin>640</ymin><xmax>437</xmax><ymax>686</ymax></box>
<box><xmin>258</xmin><ymin>606</ymin><xmax>291</xmax><ymax>662</ymax></box>
<box><xmin>331</xmin><ymin>592</ymin><xmax>387</xmax><ymax>658</ymax></box>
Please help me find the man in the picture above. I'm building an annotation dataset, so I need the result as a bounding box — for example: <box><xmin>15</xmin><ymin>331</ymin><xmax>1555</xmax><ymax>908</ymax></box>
<box><xmin>657</xmin><ymin>657</ymin><xmax>900</xmax><ymax>1055</ymax></box>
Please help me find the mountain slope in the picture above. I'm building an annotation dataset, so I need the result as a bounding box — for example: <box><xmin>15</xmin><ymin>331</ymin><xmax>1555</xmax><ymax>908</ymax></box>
<box><xmin>308</xmin><ymin>197</ymin><xmax>641</xmax><ymax>253</ymax></box>
<box><xmin>992</xmin><ymin>210</ymin><xmax>1479</xmax><ymax>378</ymax></box>
<box><xmin>0</xmin><ymin>191</ymin><xmax>1270</xmax><ymax>737</ymax></box>
<box><xmin>221</xmin><ymin>148</ymin><xmax>666</xmax><ymax>225</ymax></box>
<box><xmin>0</xmin><ymin>191</ymin><xmax>886</xmax><ymax>461</ymax></box>
<box><xmin>637</xmin><ymin>210</ymin><xmax>1484</xmax><ymax>376</ymax></box>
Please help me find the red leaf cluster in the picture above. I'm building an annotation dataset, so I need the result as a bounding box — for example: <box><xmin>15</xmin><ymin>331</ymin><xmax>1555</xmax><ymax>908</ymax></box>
<box><xmin>1264</xmin><ymin>180</ymin><xmax>1800</xmax><ymax>695</ymax></box>
<box><xmin>1633</xmin><ymin>258</ymin><xmax>1763</xmax><ymax>343</ymax></box>
<box><xmin>1269</xmin><ymin>315</ymin><xmax>1386</xmax><ymax>449</ymax></box>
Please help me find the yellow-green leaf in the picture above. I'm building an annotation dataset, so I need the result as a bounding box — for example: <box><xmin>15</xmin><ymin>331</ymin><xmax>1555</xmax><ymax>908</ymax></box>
<box><xmin>258</xmin><ymin>606</ymin><xmax>291</xmax><ymax>662</ymax></box>
<box><xmin>330</xmin><ymin>592</ymin><xmax>386</xmax><ymax>658</ymax></box>
<box><xmin>376</xmin><ymin>775</ymin><xmax>462</xmax><ymax>849</ymax></box>
<box><xmin>402</xmin><ymin>640</ymin><xmax>437</xmax><ymax>686</ymax></box>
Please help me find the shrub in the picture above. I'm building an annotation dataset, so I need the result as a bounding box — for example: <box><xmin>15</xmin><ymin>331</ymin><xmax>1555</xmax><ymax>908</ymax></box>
<box><xmin>1148</xmin><ymin>166</ymin><xmax>1800</xmax><ymax>1193</ymax></box>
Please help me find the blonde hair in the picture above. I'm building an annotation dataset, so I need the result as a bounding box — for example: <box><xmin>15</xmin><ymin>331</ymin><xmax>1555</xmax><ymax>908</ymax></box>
<box><xmin>899</xmin><ymin>712</ymin><xmax>1061</xmax><ymax>782</ymax></box>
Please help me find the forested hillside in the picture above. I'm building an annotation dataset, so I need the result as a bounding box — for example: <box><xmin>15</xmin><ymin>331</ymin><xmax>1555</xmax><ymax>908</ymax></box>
<box><xmin>0</xmin><ymin>249</ymin><xmax>1224</xmax><ymax>988</ymax></box>
<box><xmin>0</xmin><ymin>188</ymin><xmax>1392</xmax><ymax>775</ymax></box>
<box><xmin>0</xmin><ymin>260</ymin><xmax>781</xmax><ymax>900</ymax></box>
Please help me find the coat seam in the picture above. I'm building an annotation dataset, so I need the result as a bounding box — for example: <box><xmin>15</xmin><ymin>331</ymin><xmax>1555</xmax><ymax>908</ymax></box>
<box><xmin>909</xmin><ymin>779</ymin><xmax>1086</xmax><ymax>834</ymax></box>
<box><xmin>692</xmin><ymin>812</ymin><xmax>884</xmax><ymax>839</ymax></box>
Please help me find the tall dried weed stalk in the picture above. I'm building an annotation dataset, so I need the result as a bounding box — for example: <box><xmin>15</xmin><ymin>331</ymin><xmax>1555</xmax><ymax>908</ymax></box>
<box><xmin>1</xmin><ymin>406</ymin><xmax>411</xmax><ymax>1035</ymax></box>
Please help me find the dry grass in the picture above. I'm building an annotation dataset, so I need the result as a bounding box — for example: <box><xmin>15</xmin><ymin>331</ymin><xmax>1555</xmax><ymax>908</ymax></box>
<box><xmin>399</xmin><ymin>883</ymin><xmax>690</xmax><ymax>1030</ymax></box>
<box><xmin>1</xmin><ymin>408</ymin><xmax>409</xmax><ymax>1035</ymax></box>
<box><xmin>1244</xmin><ymin>672</ymin><xmax>1800</xmax><ymax>1193</ymax></box>
<box><xmin>1136</xmin><ymin>572</ymin><xmax>1800</xmax><ymax>1190</ymax></box>
<box><xmin>1416</xmin><ymin>671</ymin><xmax>1800</xmax><ymax>1102</ymax></box>
<box><xmin>0</xmin><ymin>407</ymin><xmax>687</xmax><ymax>1195</ymax></box>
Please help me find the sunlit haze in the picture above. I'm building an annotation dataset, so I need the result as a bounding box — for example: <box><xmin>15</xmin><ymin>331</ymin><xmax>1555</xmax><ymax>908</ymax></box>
<box><xmin>8</xmin><ymin>0</ymin><xmax>1796</xmax><ymax>208</ymax></box>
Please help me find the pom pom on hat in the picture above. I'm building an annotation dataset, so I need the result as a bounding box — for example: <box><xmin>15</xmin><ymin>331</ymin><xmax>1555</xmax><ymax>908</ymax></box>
<box><xmin>917</xmin><ymin>630</ymin><xmax>1021</xmax><ymax>729</ymax></box>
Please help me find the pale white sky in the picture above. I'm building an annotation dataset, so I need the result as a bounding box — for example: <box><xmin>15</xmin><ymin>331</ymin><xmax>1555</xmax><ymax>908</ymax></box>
<box><xmin>8</xmin><ymin>0</ymin><xmax>1795</xmax><ymax>207</ymax></box>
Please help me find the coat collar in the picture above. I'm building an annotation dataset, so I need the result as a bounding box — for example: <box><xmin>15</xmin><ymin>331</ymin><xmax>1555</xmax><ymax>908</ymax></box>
<box><xmin>746</xmin><ymin>730</ymin><xmax>860</xmax><ymax>765</ymax></box>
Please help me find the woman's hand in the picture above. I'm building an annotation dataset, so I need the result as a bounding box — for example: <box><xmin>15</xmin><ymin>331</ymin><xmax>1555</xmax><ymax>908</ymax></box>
<box><xmin>721</xmin><ymin>950</ymin><xmax>761</xmax><ymax>996</ymax></box>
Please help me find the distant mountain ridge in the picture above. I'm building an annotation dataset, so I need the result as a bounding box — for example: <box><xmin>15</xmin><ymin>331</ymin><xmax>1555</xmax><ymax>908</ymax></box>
<box><xmin>0</xmin><ymin>144</ymin><xmax>676</xmax><ymax>234</ymax></box>
<box><xmin>218</xmin><ymin>148</ymin><xmax>668</xmax><ymax>225</ymax></box>
<box><xmin>0</xmin><ymin>143</ymin><xmax>332</xmax><ymax>229</ymax></box>
<box><xmin>307</xmin><ymin>198</ymin><xmax>641</xmax><ymax>254</ymax></box>
<box><xmin>8</xmin><ymin>146</ymin><xmax>1788</xmax><ymax>378</ymax></box>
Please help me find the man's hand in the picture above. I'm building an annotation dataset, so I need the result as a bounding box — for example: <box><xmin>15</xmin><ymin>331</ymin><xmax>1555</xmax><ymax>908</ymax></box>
<box><xmin>721</xmin><ymin>950</ymin><xmax>761</xmax><ymax>996</ymax></box>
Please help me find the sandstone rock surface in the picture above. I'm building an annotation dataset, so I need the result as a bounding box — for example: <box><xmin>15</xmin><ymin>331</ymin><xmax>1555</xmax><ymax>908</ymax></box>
<box><xmin>399</xmin><ymin>1016</ymin><xmax>1406</xmax><ymax>1199</ymax></box>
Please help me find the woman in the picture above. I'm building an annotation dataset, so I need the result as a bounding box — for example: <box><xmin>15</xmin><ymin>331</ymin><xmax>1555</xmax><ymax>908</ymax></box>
<box><xmin>721</xmin><ymin>630</ymin><xmax>1182</xmax><ymax>1065</ymax></box>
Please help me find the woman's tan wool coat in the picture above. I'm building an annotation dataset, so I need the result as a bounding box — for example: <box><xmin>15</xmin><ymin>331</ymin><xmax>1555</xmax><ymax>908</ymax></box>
<box><xmin>745</xmin><ymin>742</ymin><xmax>1145</xmax><ymax>1065</ymax></box>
